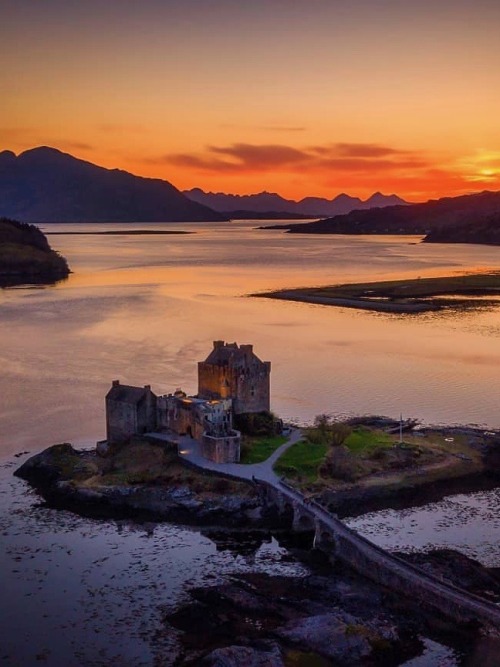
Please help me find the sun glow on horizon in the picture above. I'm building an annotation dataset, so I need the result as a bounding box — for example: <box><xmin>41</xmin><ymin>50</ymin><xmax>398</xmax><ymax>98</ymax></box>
<box><xmin>1</xmin><ymin>1</ymin><xmax>500</xmax><ymax>202</ymax></box>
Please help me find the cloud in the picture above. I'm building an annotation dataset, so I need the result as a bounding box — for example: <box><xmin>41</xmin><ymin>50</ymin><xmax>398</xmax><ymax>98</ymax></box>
<box><xmin>219</xmin><ymin>123</ymin><xmax>306</xmax><ymax>133</ymax></box>
<box><xmin>209</xmin><ymin>143</ymin><xmax>309</xmax><ymax>167</ymax></box>
<box><xmin>150</xmin><ymin>141</ymin><xmax>429</xmax><ymax>176</ymax></box>
<box><xmin>333</xmin><ymin>143</ymin><xmax>408</xmax><ymax>158</ymax></box>
<box><xmin>258</xmin><ymin>125</ymin><xmax>306</xmax><ymax>133</ymax></box>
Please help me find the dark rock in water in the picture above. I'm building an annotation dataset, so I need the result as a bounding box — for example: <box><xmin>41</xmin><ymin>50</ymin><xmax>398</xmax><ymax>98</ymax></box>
<box><xmin>276</xmin><ymin>611</ymin><xmax>398</xmax><ymax>664</ymax></box>
<box><xmin>14</xmin><ymin>443</ymin><xmax>93</xmax><ymax>485</ymax></box>
<box><xmin>198</xmin><ymin>642</ymin><xmax>284</xmax><ymax>666</ymax></box>
<box><xmin>166</xmin><ymin>572</ymin><xmax>419</xmax><ymax>666</ymax></box>
<box><xmin>397</xmin><ymin>549</ymin><xmax>500</xmax><ymax>603</ymax></box>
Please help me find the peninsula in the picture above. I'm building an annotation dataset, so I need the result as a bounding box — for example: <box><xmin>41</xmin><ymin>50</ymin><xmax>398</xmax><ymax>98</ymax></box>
<box><xmin>253</xmin><ymin>273</ymin><xmax>500</xmax><ymax>314</ymax></box>
<box><xmin>264</xmin><ymin>189</ymin><xmax>500</xmax><ymax>242</ymax></box>
<box><xmin>0</xmin><ymin>217</ymin><xmax>70</xmax><ymax>287</ymax></box>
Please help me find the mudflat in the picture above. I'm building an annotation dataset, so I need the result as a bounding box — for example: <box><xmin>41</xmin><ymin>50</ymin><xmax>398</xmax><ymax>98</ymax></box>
<box><xmin>253</xmin><ymin>272</ymin><xmax>500</xmax><ymax>313</ymax></box>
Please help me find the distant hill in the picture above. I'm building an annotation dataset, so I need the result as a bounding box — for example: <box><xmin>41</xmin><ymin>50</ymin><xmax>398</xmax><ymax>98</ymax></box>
<box><xmin>0</xmin><ymin>217</ymin><xmax>69</xmax><ymax>286</ymax></box>
<box><xmin>184</xmin><ymin>187</ymin><xmax>407</xmax><ymax>218</ymax></box>
<box><xmin>0</xmin><ymin>147</ymin><xmax>227</xmax><ymax>223</ymax></box>
<box><xmin>270</xmin><ymin>190</ymin><xmax>500</xmax><ymax>237</ymax></box>
<box><xmin>424</xmin><ymin>213</ymin><xmax>500</xmax><ymax>245</ymax></box>
<box><xmin>225</xmin><ymin>210</ymin><xmax>315</xmax><ymax>220</ymax></box>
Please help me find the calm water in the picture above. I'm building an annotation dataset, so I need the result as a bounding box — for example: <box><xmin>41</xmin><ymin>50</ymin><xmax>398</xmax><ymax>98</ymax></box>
<box><xmin>2</xmin><ymin>220</ymin><xmax>500</xmax><ymax>457</ymax></box>
<box><xmin>1</xmin><ymin>221</ymin><xmax>500</xmax><ymax>664</ymax></box>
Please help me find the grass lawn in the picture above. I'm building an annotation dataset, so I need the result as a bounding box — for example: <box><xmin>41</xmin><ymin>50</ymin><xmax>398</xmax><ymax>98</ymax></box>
<box><xmin>274</xmin><ymin>427</ymin><xmax>395</xmax><ymax>481</ymax></box>
<box><xmin>273</xmin><ymin>439</ymin><xmax>328</xmax><ymax>481</ymax></box>
<box><xmin>240</xmin><ymin>434</ymin><xmax>288</xmax><ymax>464</ymax></box>
<box><xmin>344</xmin><ymin>427</ymin><xmax>393</xmax><ymax>454</ymax></box>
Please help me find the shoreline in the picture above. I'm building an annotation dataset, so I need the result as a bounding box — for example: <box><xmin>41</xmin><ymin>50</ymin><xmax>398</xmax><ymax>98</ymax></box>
<box><xmin>12</xmin><ymin>423</ymin><xmax>499</xmax><ymax>526</ymax></box>
<box><xmin>45</xmin><ymin>229</ymin><xmax>193</xmax><ymax>236</ymax></box>
<box><xmin>254</xmin><ymin>290</ymin><xmax>440</xmax><ymax>313</ymax></box>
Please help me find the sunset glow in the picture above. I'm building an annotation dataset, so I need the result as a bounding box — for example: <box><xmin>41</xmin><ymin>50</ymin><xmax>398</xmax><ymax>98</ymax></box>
<box><xmin>2</xmin><ymin>0</ymin><xmax>500</xmax><ymax>201</ymax></box>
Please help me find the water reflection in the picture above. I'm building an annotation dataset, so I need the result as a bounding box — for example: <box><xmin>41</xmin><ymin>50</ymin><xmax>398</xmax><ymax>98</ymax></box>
<box><xmin>1</xmin><ymin>220</ymin><xmax>500</xmax><ymax>457</ymax></box>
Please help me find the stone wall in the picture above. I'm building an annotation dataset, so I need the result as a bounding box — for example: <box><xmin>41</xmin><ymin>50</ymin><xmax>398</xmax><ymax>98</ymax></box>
<box><xmin>198</xmin><ymin>357</ymin><xmax>271</xmax><ymax>414</ymax></box>
<box><xmin>106</xmin><ymin>400</ymin><xmax>138</xmax><ymax>444</ymax></box>
<box><xmin>201</xmin><ymin>431</ymin><xmax>241</xmax><ymax>463</ymax></box>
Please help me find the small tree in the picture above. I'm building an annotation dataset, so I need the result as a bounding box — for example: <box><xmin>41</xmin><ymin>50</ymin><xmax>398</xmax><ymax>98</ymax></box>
<box><xmin>328</xmin><ymin>422</ymin><xmax>352</xmax><ymax>448</ymax></box>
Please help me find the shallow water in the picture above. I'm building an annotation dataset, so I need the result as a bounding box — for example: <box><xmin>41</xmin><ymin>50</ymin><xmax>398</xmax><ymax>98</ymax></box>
<box><xmin>344</xmin><ymin>486</ymin><xmax>500</xmax><ymax>567</ymax></box>
<box><xmin>0</xmin><ymin>455</ymin><xmax>308</xmax><ymax>666</ymax></box>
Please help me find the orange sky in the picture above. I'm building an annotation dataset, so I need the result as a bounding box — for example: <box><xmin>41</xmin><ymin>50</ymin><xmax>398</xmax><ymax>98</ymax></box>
<box><xmin>2</xmin><ymin>1</ymin><xmax>500</xmax><ymax>202</ymax></box>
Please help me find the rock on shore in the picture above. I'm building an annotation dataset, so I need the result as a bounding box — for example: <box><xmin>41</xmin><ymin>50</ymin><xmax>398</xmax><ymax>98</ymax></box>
<box><xmin>14</xmin><ymin>441</ymin><xmax>264</xmax><ymax>526</ymax></box>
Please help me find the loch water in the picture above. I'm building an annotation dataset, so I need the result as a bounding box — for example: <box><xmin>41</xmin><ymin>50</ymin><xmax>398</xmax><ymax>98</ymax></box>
<box><xmin>1</xmin><ymin>220</ymin><xmax>499</xmax><ymax>664</ymax></box>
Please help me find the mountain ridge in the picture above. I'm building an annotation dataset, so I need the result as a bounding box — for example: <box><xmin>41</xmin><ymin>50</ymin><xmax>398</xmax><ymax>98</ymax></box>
<box><xmin>0</xmin><ymin>147</ymin><xmax>227</xmax><ymax>223</ymax></box>
<box><xmin>271</xmin><ymin>189</ymin><xmax>500</xmax><ymax>240</ymax></box>
<box><xmin>184</xmin><ymin>187</ymin><xmax>407</xmax><ymax>217</ymax></box>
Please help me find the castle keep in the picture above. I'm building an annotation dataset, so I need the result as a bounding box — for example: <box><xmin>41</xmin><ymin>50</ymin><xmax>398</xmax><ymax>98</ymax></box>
<box><xmin>105</xmin><ymin>341</ymin><xmax>271</xmax><ymax>463</ymax></box>
<box><xmin>198</xmin><ymin>341</ymin><xmax>271</xmax><ymax>414</ymax></box>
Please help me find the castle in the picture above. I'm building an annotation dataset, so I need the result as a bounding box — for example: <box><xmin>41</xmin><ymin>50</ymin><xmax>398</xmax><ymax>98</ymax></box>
<box><xmin>105</xmin><ymin>341</ymin><xmax>271</xmax><ymax>463</ymax></box>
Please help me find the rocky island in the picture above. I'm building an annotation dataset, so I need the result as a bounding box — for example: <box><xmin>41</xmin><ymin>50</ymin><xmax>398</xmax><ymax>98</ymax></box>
<box><xmin>12</xmin><ymin>342</ymin><xmax>500</xmax><ymax>662</ymax></box>
<box><xmin>0</xmin><ymin>217</ymin><xmax>70</xmax><ymax>287</ymax></box>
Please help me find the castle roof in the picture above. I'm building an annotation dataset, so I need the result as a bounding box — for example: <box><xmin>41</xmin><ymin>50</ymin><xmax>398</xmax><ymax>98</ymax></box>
<box><xmin>203</xmin><ymin>341</ymin><xmax>265</xmax><ymax>367</ymax></box>
<box><xmin>106</xmin><ymin>381</ymin><xmax>156</xmax><ymax>405</ymax></box>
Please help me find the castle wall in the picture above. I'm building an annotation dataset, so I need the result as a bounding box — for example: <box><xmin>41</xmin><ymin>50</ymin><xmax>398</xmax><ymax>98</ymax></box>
<box><xmin>201</xmin><ymin>431</ymin><xmax>241</xmax><ymax>463</ymax></box>
<box><xmin>233</xmin><ymin>361</ymin><xmax>271</xmax><ymax>414</ymax></box>
<box><xmin>106</xmin><ymin>387</ymin><xmax>157</xmax><ymax>445</ymax></box>
<box><xmin>136</xmin><ymin>392</ymin><xmax>157</xmax><ymax>434</ymax></box>
<box><xmin>198</xmin><ymin>350</ymin><xmax>271</xmax><ymax>414</ymax></box>
<box><xmin>106</xmin><ymin>400</ymin><xmax>137</xmax><ymax>445</ymax></box>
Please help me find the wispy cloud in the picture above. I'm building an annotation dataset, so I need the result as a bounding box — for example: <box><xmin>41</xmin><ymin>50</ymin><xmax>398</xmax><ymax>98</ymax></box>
<box><xmin>147</xmin><ymin>141</ymin><xmax>428</xmax><ymax>175</ymax></box>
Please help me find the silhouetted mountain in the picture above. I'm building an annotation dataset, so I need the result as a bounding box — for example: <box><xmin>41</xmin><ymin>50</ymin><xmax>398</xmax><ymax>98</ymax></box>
<box><xmin>0</xmin><ymin>147</ymin><xmax>227</xmax><ymax>223</ymax></box>
<box><xmin>270</xmin><ymin>190</ymin><xmax>500</xmax><ymax>237</ymax></box>
<box><xmin>424</xmin><ymin>213</ymin><xmax>500</xmax><ymax>245</ymax></box>
<box><xmin>225</xmin><ymin>210</ymin><xmax>315</xmax><ymax>220</ymax></box>
<box><xmin>184</xmin><ymin>188</ymin><xmax>407</xmax><ymax>217</ymax></box>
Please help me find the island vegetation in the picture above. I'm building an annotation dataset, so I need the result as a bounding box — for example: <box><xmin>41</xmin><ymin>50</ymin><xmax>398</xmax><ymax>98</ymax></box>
<box><xmin>0</xmin><ymin>217</ymin><xmax>70</xmax><ymax>287</ymax></box>
<box><xmin>253</xmin><ymin>272</ymin><xmax>500</xmax><ymax>313</ymax></box>
<box><xmin>272</xmin><ymin>415</ymin><xmax>499</xmax><ymax>516</ymax></box>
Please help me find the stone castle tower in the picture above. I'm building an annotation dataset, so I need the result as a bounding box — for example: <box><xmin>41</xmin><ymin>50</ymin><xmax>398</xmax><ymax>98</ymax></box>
<box><xmin>198</xmin><ymin>341</ymin><xmax>271</xmax><ymax>414</ymax></box>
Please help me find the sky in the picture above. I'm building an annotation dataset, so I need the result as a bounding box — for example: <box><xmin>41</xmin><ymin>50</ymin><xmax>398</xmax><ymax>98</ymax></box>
<box><xmin>2</xmin><ymin>0</ymin><xmax>500</xmax><ymax>202</ymax></box>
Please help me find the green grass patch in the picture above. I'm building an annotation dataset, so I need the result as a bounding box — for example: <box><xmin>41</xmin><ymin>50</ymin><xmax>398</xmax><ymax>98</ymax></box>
<box><xmin>344</xmin><ymin>427</ymin><xmax>393</xmax><ymax>454</ymax></box>
<box><xmin>273</xmin><ymin>439</ymin><xmax>328</xmax><ymax>481</ymax></box>
<box><xmin>274</xmin><ymin>427</ymin><xmax>396</xmax><ymax>482</ymax></box>
<box><xmin>240</xmin><ymin>434</ymin><xmax>288</xmax><ymax>464</ymax></box>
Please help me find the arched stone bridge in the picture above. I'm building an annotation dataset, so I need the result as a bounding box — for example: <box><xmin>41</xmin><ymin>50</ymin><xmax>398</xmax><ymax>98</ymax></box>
<box><xmin>258</xmin><ymin>478</ymin><xmax>500</xmax><ymax>633</ymax></box>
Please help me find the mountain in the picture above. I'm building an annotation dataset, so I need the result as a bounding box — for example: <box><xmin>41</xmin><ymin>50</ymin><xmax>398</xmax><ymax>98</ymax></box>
<box><xmin>0</xmin><ymin>147</ymin><xmax>227</xmax><ymax>223</ymax></box>
<box><xmin>0</xmin><ymin>217</ymin><xmax>70</xmax><ymax>286</ymax></box>
<box><xmin>184</xmin><ymin>187</ymin><xmax>407</xmax><ymax>218</ymax></box>
<box><xmin>424</xmin><ymin>213</ymin><xmax>500</xmax><ymax>245</ymax></box>
<box><xmin>271</xmin><ymin>190</ymin><xmax>500</xmax><ymax>237</ymax></box>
